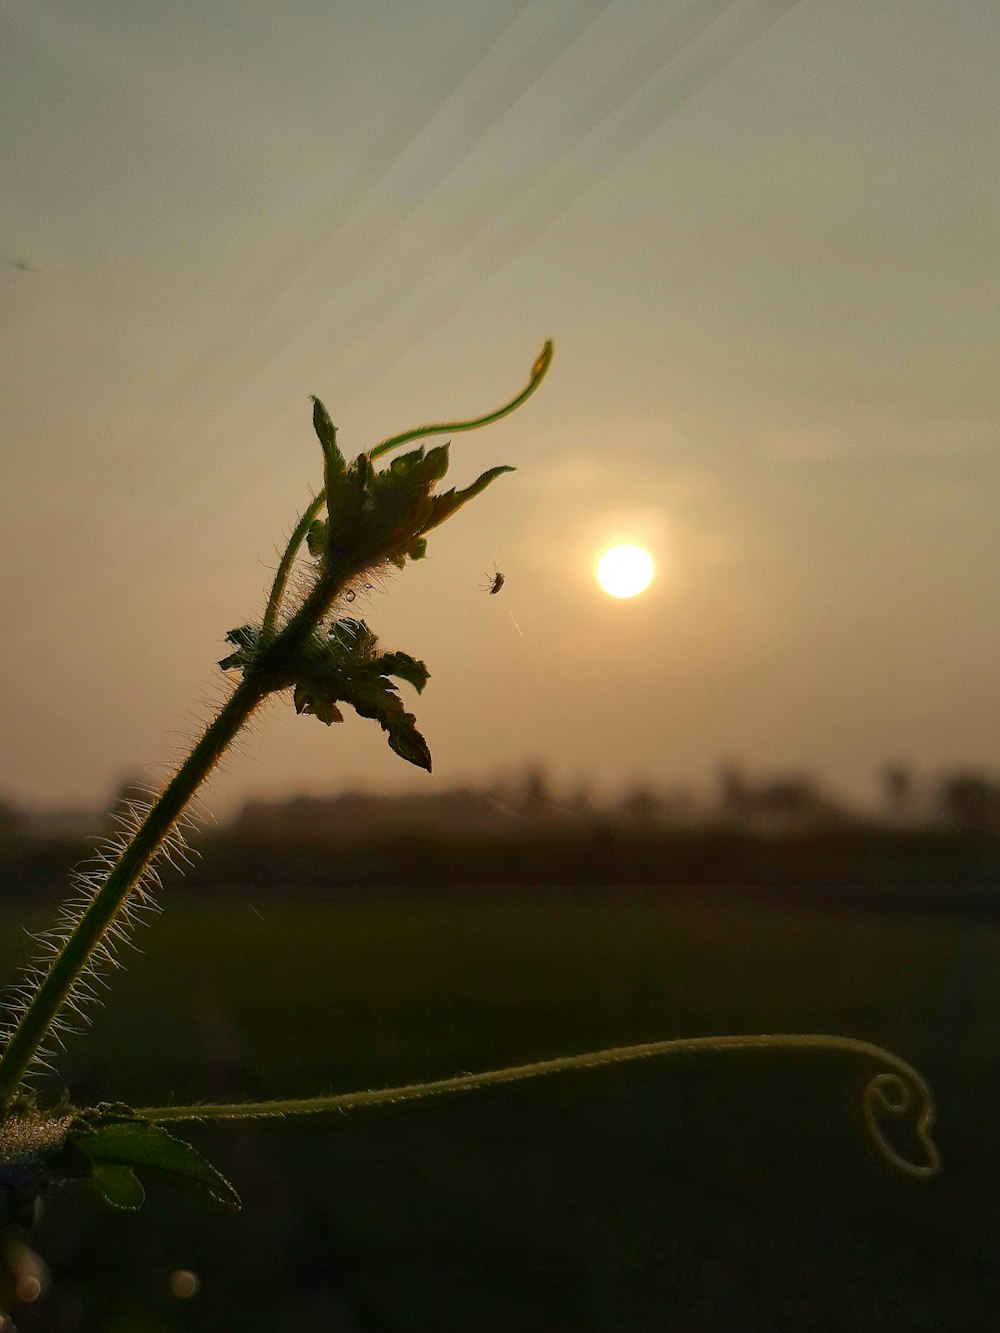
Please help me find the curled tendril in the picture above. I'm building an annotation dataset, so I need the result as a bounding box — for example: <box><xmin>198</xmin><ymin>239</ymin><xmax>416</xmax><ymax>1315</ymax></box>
<box><xmin>864</xmin><ymin>1068</ymin><xmax>939</xmax><ymax>1179</ymax></box>
<box><xmin>369</xmin><ymin>339</ymin><xmax>553</xmax><ymax>459</ymax></box>
<box><xmin>138</xmin><ymin>1031</ymin><xmax>940</xmax><ymax>1179</ymax></box>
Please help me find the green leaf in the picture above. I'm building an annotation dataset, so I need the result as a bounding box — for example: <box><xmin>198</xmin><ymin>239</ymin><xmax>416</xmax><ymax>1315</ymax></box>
<box><xmin>283</xmin><ymin>621</ymin><xmax>433</xmax><ymax>769</ymax></box>
<box><xmin>89</xmin><ymin>1162</ymin><xmax>145</xmax><ymax>1211</ymax></box>
<box><xmin>321</xmin><ymin>444</ymin><xmax>373</xmax><ymax>544</ymax></box>
<box><xmin>347</xmin><ymin>676</ymin><xmax>432</xmax><ymax>772</ymax></box>
<box><xmin>424</xmin><ymin>465</ymin><xmax>514</xmax><ymax>534</ymax></box>
<box><xmin>327</xmin><ymin>618</ymin><xmax>379</xmax><ymax>659</ymax></box>
<box><xmin>305</xmin><ymin>519</ymin><xmax>328</xmax><ymax>558</ymax></box>
<box><xmin>388</xmin><ymin>445</ymin><xmax>427</xmax><ymax>476</ymax></box>
<box><xmin>387</xmin><ymin>719</ymin><xmax>433</xmax><ymax>771</ymax></box>
<box><xmin>421</xmin><ymin>443</ymin><xmax>451</xmax><ymax>483</ymax></box>
<box><xmin>375</xmin><ymin>651</ymin><xmax>430</xmax><ymax>694</ymax></box>
<box><xmin>314</xmin><ymin>422</ymin><xmax>505</xmax><ymax>573</ymax></box>
<box><xmin>219</xmin><ymin>624</ymin><xmax>261</xmax><ymax>671</ymax></box>
<box><xmin>69</xmin><ymin>1120</ymin><xmax>240</xmax><ymax>1211</ymax></box>
<box><xmin>293</xmin><ymin>682</ymin><xmax>345</xmax><ymax>726</ymax></box>
<box><xmin>311</xmin><ymin>397</ymin><xmax>346</xmax><ymax>478</ymax></box>
<box><xmin>318</xmin><ymin>437</ymin><xmax>454</xmax><ymax>572</ymax></box>
<box><xmin>225</xmin><ymin>625</ymin><xmax>258</xmax><ymax>648</ymax></box>
<box><xmin>386</xmin><ymin>443</ymin><xmax>448</xmax><ymax>487</ymax></box>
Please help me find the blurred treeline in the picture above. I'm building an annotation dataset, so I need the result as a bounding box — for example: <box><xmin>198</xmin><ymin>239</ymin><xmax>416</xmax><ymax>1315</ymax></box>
<box><xmin>3</xmin><ymin>763</ymin><xmax>1000</xmax><ymax>914</ymax></box>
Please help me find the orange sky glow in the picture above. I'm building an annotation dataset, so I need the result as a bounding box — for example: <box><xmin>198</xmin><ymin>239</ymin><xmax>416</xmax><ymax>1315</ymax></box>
<box><xmin>2</xmin><ymin>1</ymin><xmax>998</xmax><ymax>816</ymax></box>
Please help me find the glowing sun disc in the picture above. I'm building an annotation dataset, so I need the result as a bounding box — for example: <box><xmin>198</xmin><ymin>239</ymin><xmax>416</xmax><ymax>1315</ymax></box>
<box><xmin>596</xmin><ymin>544</ymin><xmax>655</xmax><ymax>598</ymax></box>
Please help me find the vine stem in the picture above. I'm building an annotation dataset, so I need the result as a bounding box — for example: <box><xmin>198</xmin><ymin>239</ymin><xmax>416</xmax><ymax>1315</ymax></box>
<box><xmin>138</xmin><ymin>1031</ymin><xmax>940</xmax><ymax>1179</ymax></box>
<box><xmin>261</xmin><ymin>493</ymin><xmax>327</xmax><ymax>641</ymax></box>
<box><xmin>369</xmin><ymin>340</ymin><xmax>553</xmax><ymax>459</ymax></box>
<box><xmin>0</xmin><ymin>680</ymin><xmax>267</xmax><ymax>1100</ymax></box>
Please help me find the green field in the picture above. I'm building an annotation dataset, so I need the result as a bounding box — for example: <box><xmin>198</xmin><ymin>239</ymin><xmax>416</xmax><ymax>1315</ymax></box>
<box><xmin>2</xmin><ymin>894</ymin><xmax>998</xmax><ymax>1331</ymax></box>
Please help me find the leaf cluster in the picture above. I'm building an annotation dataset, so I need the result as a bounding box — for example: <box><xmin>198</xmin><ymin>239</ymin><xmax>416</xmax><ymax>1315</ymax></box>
<box><xmin>306</xmin><ymin>398</ymin><xmax>513</xmax><ymax>578</ymax></box>
<box><xmin>220</xmin><ymin>618</ymin><xmax>431</xmax><ymax>769</ymax></box>
<box><xmin>0</xmin><ymin>1102</ymin><xmax>238</xmax><ymax>1227</ymax></box>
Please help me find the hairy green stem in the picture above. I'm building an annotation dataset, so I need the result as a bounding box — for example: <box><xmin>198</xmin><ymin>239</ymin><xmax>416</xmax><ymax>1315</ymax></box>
<box><xmin>0</xmin><ymin>680</ymin><xmax>267</xmax><ymax>1100</ymax></box>
<box><xmin>138</xmin><ymin>1031</ymin><xmax>940</xmax><ymax>1179</ymax></box>
<box><xmin>0</xmin><ymin>549</ymin><xmax>352</xmax><ymax>1101</ymax></box>
<box><xmin>261</xmin><ymin>493</ymin><xmax>327</xmax><ymax>640</ymax></box>
<box><xmin>0</xmin><ymin>342</ymin><xmax>548</xmax><ymax>1096</ymax></box>
<box><xmin>0</xmin><ymin>340</ymin><xmax>553</xmax><ymax>1109</ymax></box>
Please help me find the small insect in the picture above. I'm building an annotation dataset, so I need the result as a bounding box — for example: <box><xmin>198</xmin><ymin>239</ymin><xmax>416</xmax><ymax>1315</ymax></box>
<box><xmin>482</xmin><ymin>568</ymin><xmax>505</xmax><ymax>596</ymax></box>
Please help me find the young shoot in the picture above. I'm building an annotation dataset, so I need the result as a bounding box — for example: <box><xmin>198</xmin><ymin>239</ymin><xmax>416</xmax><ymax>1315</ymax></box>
<box><xmin>0</xmin><ymin>339</ymin><xmax>938</xmax><ymax>1245</ymax></box>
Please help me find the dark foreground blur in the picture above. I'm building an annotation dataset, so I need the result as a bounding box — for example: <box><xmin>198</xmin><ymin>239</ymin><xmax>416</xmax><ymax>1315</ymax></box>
<box><xmin>0</xmin><ymin>880</ymin><xmax>997</xmax><ymax>1331</ymax></box>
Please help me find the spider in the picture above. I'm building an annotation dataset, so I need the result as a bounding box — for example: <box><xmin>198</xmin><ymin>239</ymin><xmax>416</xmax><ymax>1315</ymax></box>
<box><xmin>482</xmin><ymin>568</ymin><xmax>505</xmax><ymax>595</ymax></box>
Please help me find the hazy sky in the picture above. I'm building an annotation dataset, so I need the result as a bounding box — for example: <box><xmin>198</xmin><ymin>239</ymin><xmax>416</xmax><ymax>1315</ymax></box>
<box><xmin>2</xmin><ymin>0</ymin><xmax>998</xmax><ymax>815</ymax></box>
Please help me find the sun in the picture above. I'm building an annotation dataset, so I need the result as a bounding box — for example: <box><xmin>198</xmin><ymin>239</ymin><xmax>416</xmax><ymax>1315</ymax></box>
<box><xmin>595</xmin><ymin>544</ymin><xmax>655</xmax><ymax>599</ymax></box>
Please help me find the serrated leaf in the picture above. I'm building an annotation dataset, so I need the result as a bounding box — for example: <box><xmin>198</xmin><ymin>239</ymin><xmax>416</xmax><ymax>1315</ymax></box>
<box><xmin>424</xmin><ymin>465</ymin><xmax>514</xmax><ymax>534</ymax></box>
<box><xmin>69</xmin><ymin>1121</ymin><xmax>240</xmax><ymax>1211</ymax></box>
<box><xmin>284</xmin><ymin>621</ymin><xmax>432</xmax><ymax>769</ymax></box>
<box><xmin>327</xmin><ymin>618</ymin><xmax>378</xmax><ymax>659</ymax></box>
<box><xmin>375</xmin><ymin>651</ymin><xmax>429</xmax><ymax>694</ymax></box>
<box><xmin>293</xmin><ymin>682</ymin><xmax>344</xmax><ymax>725</ymax></box>
<box><xmin>89</xmin><ymin>1163</ymin><xmax>145</xmax><ymax>1211</ymax></box>
<box><xmin>225</xmin><ymin>625</ymin><xmax>259</xmax><ymax>649</ymax></box>
<box><xmin>348</xmin><ymin>677</ymin><xmax>432</xmax><ymax>772</ymax></box>
<box><xmin>386</xmin><ymin>721</ymin><xmax>433</xmax><ymax>771</ymax></box>
<box><xmin>219</xmin><ymin>624</ymin><xmax>261</xmax><ymax>671</ymax></box>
